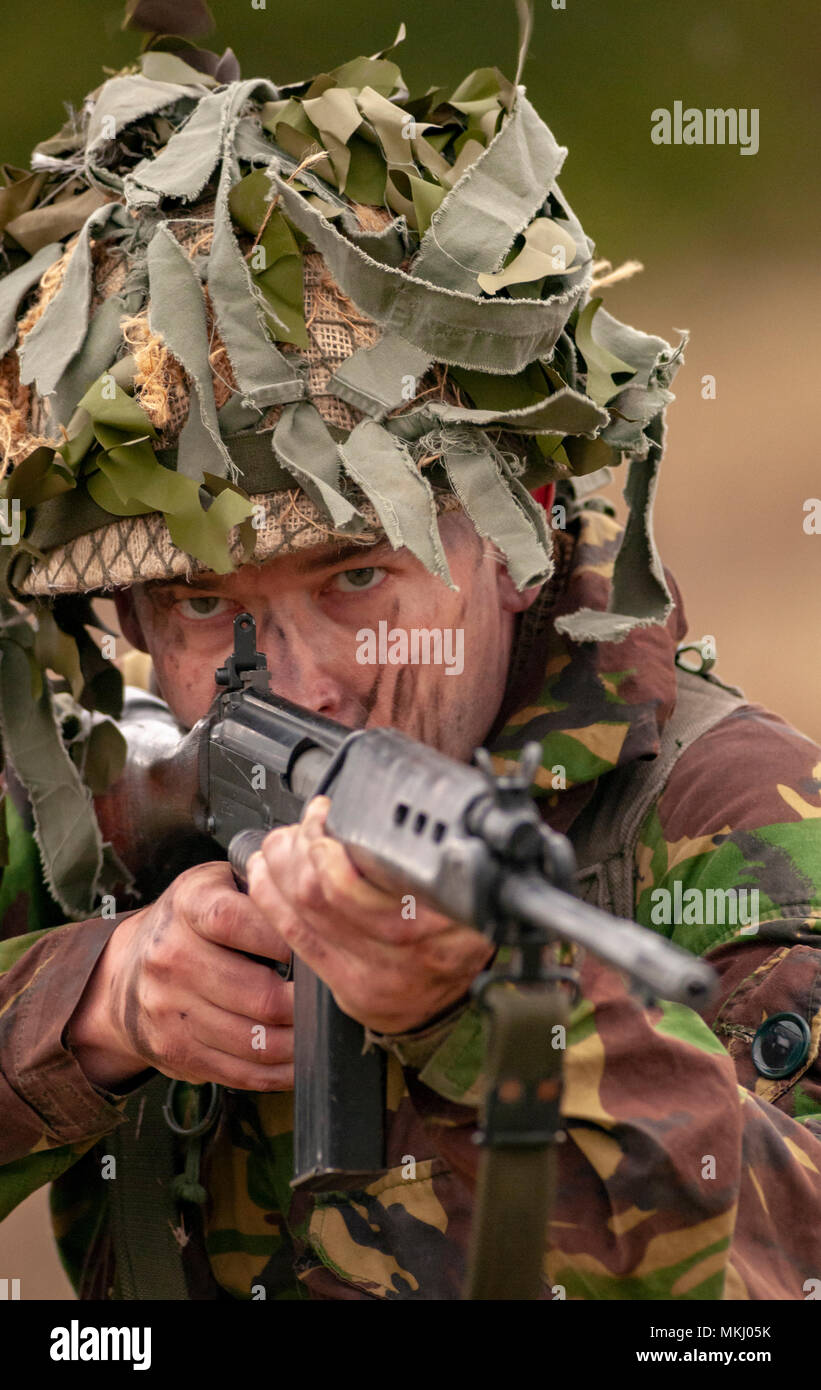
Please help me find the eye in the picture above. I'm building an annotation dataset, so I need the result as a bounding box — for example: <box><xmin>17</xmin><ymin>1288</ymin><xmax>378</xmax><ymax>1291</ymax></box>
<box><xmin>329</xmin><ymin>566</ymin><xmax>387</xmax><ymax>593</ymax></box>
<box><xmin>176</xmin><ymin>595</ymin><xmax>234</xmax><ymax>620</ymax></box>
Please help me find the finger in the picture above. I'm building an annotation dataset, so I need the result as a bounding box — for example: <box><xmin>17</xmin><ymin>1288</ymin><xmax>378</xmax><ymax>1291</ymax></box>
<box><xmin>254</xmin><ymin>798</ymin><xmax>329</xmax><ymax>867</ymax></box>
<box><xmin>259</xmin><ymin>826</ymin><xmax>397</xmax><ymax>923</ymax></box>
<box><xmin>187</xmin><ymin>999</ymin><xmax>294</xmax><ymax>1066</ymax></box>
<box><xmin>247</xmin><ymin>850</ymin><xmax>401</xmax><ymax>977</ymax></box>
<box><xmin>247</xmin><ymin>865</ymin><xmax>366</xmax><ymax>985</ymax></box>
<box><xmin>151</xmin><ymin>930</ymin><xmax>293</xmax><ymax>1023</ymax></box>
<box><xmin>299</xmin><ymin>794</ymin><xmax>331</xmax><ymax>839</ymax></box>
<box><xmin>176</xmin><ymin>859</ymin><xmax>244</xmax><ymax>893</ymax></box>
<box><xmin>253</xmin><ymin>828</ymin><xmax>455</xmax><ymax>960</ymax></box>
<box><xmin>307</xmin><ymin>837</ymin><xmax>398</xmax><ymax>914</ymax></box>
<box><xmin>306</xmin><ymin>836</ymin><xmax>465</xmax><ymax>946</ymax></box>
<box><xmin>161</xmin><ymin>1046</ymin><xmax>294</xmax><ymax>1092</ymax></box>
<box><xmin>254</xmin><ymin>822</ymin><xmax>372</xmax><ymax>922</ymax></box>
<box><xmin>196</xmin><ymin>945</ymin><xmax>295</xmax><ymax>1025</ymax></box>
<box><xmin>189</xmin><ymin>878</ymin><xmax>291</xmax><ymax>962</ymax></box>
<box><xmin>246</xmin><ymin>868</ymin><xmax>490</xmax><ymax>1032</ymax></box>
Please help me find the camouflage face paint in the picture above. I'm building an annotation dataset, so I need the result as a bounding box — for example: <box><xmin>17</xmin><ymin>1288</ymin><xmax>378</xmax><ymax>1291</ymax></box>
<box><xmin>125</xmin><ymin>512</ymin><xmax>538</xmax><ymax>763</ymax></box>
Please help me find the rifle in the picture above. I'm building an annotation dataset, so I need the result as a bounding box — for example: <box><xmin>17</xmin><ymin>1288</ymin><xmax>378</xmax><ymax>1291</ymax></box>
<box><xmin>96</xmin><ymin>611</ymin><xmax>717</xmax><ymax>1299</ymax></box>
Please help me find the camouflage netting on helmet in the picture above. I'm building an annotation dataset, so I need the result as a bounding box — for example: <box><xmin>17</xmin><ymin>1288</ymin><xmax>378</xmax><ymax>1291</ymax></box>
<box><xmin>8</xmin><ymin>193</ymin><xmax>466</xmax><ymax>592</ymax></box>
<box><xmin>0</xmin><ymin>0</ymin><xmax>686</xmax><ymax>916</ymax></box>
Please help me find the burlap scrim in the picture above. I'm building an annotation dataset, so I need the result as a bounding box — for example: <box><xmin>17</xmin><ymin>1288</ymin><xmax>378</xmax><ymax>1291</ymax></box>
<box><xmin>14</xmin><ymin>197</ymin><xmax>467</xmax><ymax>595</ymax></box>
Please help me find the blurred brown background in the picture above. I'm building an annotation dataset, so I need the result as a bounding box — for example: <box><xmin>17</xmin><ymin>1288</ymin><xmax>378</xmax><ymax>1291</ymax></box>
<box><xmin>1</xmin><ymin>0</ymin><xmax>818</xmax><ymax>1299</ymax></box>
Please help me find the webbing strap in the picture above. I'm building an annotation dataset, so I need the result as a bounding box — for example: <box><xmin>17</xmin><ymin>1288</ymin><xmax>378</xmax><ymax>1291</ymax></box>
<box><xmin>465</xmin><ymin>981</ymin><xmax>569</xmax><ymax>1301</ymax></box>
<box><xmin>466</xmin><ymin>1147</ymin><xmax>556</xmax><ymax>1301</ymax></box>
<box><xmin>107</xmin><ymin>1073</ymin><xmax>190</xmax><ymax>1301</ymax></box>
<box><xmin>572</xmin><ymin>665</ymin><xmax>747</xmax><ymax>918</ymax></box>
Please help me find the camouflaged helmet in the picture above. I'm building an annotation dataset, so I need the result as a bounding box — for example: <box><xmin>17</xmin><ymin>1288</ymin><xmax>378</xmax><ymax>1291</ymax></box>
<box><xmin>0</xmin><ymin>0</ymin><xmax>684</xmax><ymax>917</ymax></box>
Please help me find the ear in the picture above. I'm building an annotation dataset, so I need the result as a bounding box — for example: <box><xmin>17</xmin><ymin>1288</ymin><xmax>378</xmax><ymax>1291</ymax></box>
<box><xmin>113</xmin><ymin>587</ymin><xmax>149</xmax><ymax>653</ymax></box>
<box><xmin>496</xmin><ymin>565</ymin><xmax>544</xmax><ymax>615</ymax></box>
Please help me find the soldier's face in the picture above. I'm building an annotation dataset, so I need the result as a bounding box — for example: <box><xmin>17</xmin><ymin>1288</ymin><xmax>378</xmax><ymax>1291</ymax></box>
<box><xmin>114</xmin><ymin>511</ymin><xmax>541</xmax><ymax>761</ymax></box>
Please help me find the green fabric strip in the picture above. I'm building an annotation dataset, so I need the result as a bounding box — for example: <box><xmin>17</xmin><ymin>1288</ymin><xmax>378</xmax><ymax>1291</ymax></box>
<box><xmin>338</xmin><ymin>420</ymin><xmax>452</xmax><ymax>584</ymax></box>
<box><xmin>590</xmin><ymin>308</ymin><xmax>671</xmax><ymax>390</ymax></box>
<box><xmin>272</xmin><ymin>403</ymin><xmax>365</xmax><ymax>531</ymax></box>
<box><xmin>271</xmin><ymin>156</ymin><xmax>410</xmax><ymax>267</ymax></box>
<box><xmin>234</xmin><ymin>116</ymin><xmax>290</xmax><ymax>167</ymax></box>
<box><xmin>216</xmin><ymin>396</ymin><xmax>266</xmax><ymax>433</ymax></box>
<box><xmin>18</xmin><ymin>204</ymin><xmax>127</xmax><ymax>398</ymax></box>
<box><xmin>327</xmin><ymin>332</ymin><xmax>432</xmax><ymax>420</ymax></box>
<box><xmin>268</xmin><ymin>167</ymin><xmax>588</xmax><ymax>373</ymax></box>
<box><xmin>335</xmin><ymin>208</ymin><xmax>411</xmax><ymax>268</ymax></box>
<box><xmin>6</xmin><ymin>188</ymin><xmax>111</xmax><ymax>258</ymax></box>
<box><xmin>327</xmin><ymin>94</ymin><xmax>587</xmax><ymax>415</ymax></box>
<box><xmin>46</xmin><ymin>296</ymin><xmax>130</xmax><ymax>431</ymax></box>
<box><xmin>442</xmin><ymin>435</ymin><xmax>551</xmax><ymax>590</ymax></box>
<box><xmin>501</xmin><ymin>454</ymin><xmax>554</xmax><ymax>554</ymax></box>
<box><xmin>0</xmin><ymin>242</ymin><xmax>61</xmax><ymax>357</ymax></box>
<box><xmin>84</xmin><ymin>75</ymin><xmax>199</xmax><ymax>190</ymax></box>
<box><xmin>147</xmin><ymin>224</ymin><xmax>234</xmax><ymax>480</ymax></box>
<box><xmin>601</xmin><ymin>381</ymin><xmax>673</xmax><ymax>456</ymax></box>
<box><xmin>124</xmin><ymin>87</ymin><xmax>233</xmax><ymax>207</ymax></box>
<box><xmin>355</xmin><ymin>86</ymin><xmax>417</xmax><ymax>174</ymax></box>
<box><xmin>599</xmin><ymin>323</ymin><xmax>683</xmax><ymax>455</ymax></box>
<box><xmin>415</xmin><ymin>387</ymin><xmax>608</xmax><ymax>436</ymax></box>
<box><xmin>302</xmin><ymin>85</ymin><xmax>362</xmax><ymax>195</ymax></box>
<box><xmin>124</xmin><ymin>78</ymin><xmax>280</xmax><ymax>209</ymax></box>
<box><xmin>123</xmin><ymin>76</ymin><xmax>305</xmax><ymax>411</ymax></box>
<box><xmin>555</xmin><ymin>412</ymin><xmax>673</xmax><ymax>644</ymax></box>
<box><xmin>207</xmin><ymin>146</ymin><xmax>306</xmax><ymax>409</ymax></box>
<box><xmin>166</xmin><ymin>431</ymin><xmax>287</xmax><ymax>492</ymax></box>
<box><xmin>0</xmin><ymin>635</ymin><xmax>105</xmax><ymax>918</ymax></box>
<box><xmin>413</xmin><ymin>94</ymin><xmax>569</xmax><ymax>293</ymax></box>
<box><xmin>0</xmin><ymin>169</ymin><xmax>47</xmax><ymax>238</ymax></box>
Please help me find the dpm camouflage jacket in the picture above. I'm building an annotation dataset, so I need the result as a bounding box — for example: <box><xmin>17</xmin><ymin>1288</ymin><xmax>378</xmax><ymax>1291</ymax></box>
<box><xmin>2</xmin><ymin>506</ymin><xmax>821</xmax><ymax>1300</ymax></box>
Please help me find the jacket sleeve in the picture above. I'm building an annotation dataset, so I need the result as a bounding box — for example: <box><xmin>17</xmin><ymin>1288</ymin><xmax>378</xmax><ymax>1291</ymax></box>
<box><xmin>380</xmin><ymin>701</ymin><xmax>821</xmax><ymax>1299</ymax></box>
<box><xmin>634</xmin><ymin>699</ymin><xmax>821</xmax><ymax>1127</ymax></box>
<box><xmin>0</xmin><ymin>916</ymin><xmax>154</xmax><ymax>1218</ymax></box>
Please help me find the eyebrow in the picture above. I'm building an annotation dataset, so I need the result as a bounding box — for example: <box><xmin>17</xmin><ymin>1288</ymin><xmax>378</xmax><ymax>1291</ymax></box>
<box><xmin>146</xmin><ymin>538</ymin><xmax>395</xmax><ymax>596</ymax></box>
<box><xmin>291</xmin><ymin>537</ymin><xmax>394</xmax><ymax>574</ymax></box>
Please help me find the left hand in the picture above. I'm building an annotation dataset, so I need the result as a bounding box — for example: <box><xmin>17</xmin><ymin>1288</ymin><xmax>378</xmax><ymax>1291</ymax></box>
<box><xmin>246</xmin><ymin>796</ymin><xmax>495</xmax><ymax>1034</ymax></box>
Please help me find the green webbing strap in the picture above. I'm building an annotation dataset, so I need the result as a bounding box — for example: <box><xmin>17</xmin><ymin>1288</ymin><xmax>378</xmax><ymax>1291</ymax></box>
<box><xmin>0</xmin><ymin>630</ymin><xmax>113</xmax><ymax>919</ymax></box>
<box><xmin>108</xmin><ymin>1072</ymin><xmax>190</xmax><ymax>1301</ymax></box>
<box><xmin>465</xmin><ymin>980</ymin><xmax>569</xmax><ymax>1301</ymax></box>
<box><xmin>467</xmin><ymin>1147</ymin><xmax>556</xmax><ymax>1301</ymax></box>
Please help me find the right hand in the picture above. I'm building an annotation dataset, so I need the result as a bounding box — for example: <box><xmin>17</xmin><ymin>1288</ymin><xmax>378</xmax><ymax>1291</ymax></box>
<box><xmin>66</xmin><ymin>861</ymin><xmax>294</xmax><ymax>1092</ymax></box>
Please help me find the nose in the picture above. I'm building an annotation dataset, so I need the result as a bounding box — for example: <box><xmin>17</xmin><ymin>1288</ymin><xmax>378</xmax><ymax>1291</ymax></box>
<box><xmin>255</xmin><ymin>609</ymin><xmax>349</xmax><ymax>720</ymax></box>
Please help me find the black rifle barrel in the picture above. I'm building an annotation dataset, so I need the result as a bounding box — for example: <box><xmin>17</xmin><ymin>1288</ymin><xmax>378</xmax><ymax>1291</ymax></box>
<box><xmin>497</xmin><ymin>872</ymin><xmax>716</xmax><ymax>1010</ymax></box>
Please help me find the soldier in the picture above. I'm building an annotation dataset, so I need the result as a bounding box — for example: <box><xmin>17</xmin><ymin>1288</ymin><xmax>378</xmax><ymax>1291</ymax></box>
<box><xmin>1</xmin><ymin>2</ymin><xmax>820</xmax><ymax>1301</ymax></box>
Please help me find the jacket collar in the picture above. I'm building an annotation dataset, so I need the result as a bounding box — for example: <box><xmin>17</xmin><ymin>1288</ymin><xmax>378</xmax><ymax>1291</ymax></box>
<box><xmin>490</xmin><ymin>507</ymin><xmax>687</xmax><ymax>828</ymax></box>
